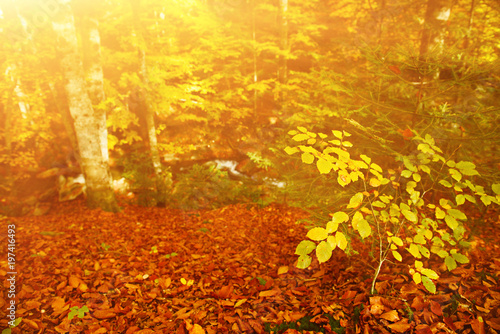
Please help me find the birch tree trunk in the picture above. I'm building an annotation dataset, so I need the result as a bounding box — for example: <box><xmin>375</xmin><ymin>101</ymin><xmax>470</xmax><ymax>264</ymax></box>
<box><xmin>80</xmin><ymin>13</ymin><xmax>108</xmax><ymax>163</ymax></box>
<box><xmin>52</xmin><ymin>1</ymin><xmax>118</xmax><ymax>212</ymax></box>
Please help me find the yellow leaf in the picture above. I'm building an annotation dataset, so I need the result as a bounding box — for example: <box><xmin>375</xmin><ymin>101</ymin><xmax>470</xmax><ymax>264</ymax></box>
<box><xmin>306</xmin><ymin>227</ymin><xmax>328</xmax><ymax>241</ymax></box>
<box><xmin>326</xmin><ymin>221</ymin><xmax>339</xmax><ymax>233</ymax></box>
<box><xmin>351</xmin><ymin>211</ymin><xmax>364</xmax><ymax>230</ymax></box>
<box><xmin>335</xmin><ymin>231</ymin><xmax>348</xmax><ymax>250</ymax></box>
<box><xmin>331</xmin><ymin>211</ymin><xmax>349</xmax><ymax>224</ymax></box>
<box><xmin>420</xmin><ymin>268</ymin><xmax>439</xmax><ymax>280</ymax></box>
<box><xmin>234</xmin><ymin>299</ymin><xmax>247</xmax><ymax>308</ymax></box>
<box><xmin>327</xmin><ymin>235</ymin><xmax>337</xmax><ymax>250</ymax></box>
<box><xmin>277</xmin><ymin>266</ymin><xmax>288</xmax><ymax>275</ymax></box>
<box><xmin>392</xmin><ymin>250</ymin><xmax>402</xmax><ymax>262</ymax></box>
<box><xmin>412</xmin><ymin>272</ymin><xmax>422</xmax><ymax>284</ymax></box>
<box><xmin>391</xmin><ymin>236</ymin><xmax>404</xmax><ymax>246</ymax></box>
<box><xmin>347</xmin><ymin>192</ymin><xmax>363</xmax><ymax>209</ymax></box>
<box><xmin>316</xmin><ymin>241</ymin><xmax>333</xmax><ymax>263</ymax></box>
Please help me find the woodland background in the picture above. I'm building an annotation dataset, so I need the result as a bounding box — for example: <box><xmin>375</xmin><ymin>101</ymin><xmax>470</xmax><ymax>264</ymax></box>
<box><xmin>0</xmin><ymin>0</ymin><xmax>498</xmax><ymax>213</ymax></box>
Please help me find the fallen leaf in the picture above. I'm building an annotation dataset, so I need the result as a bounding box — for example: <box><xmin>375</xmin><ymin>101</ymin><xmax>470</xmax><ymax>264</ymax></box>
<box><xmin>189</xmin><ymin>324</ymin><xmax>205</xmax><ymax>334</ymax></box>
<box><xmin>387</xmin><ymin>318</ymin><xmax>411</xmax><ymax>333</ymax></box>
<box><xmin>471</xmin><ymin>317</ymin><xmax>485</xmax><ymax>334</ymax></box>
<box><xmin>278</xmin><ymin>266</ymin><xmax>289</xmax><ymax>275</ymax></box>
<box><xmin>93</xmin><ymin>309</ymin><xmax>116</xmax><ymax>319</ymax></box>
<box><xmin>380</xmin><ymin>310</ymin><xmax>400</xmax><ymax>322</ymax></box>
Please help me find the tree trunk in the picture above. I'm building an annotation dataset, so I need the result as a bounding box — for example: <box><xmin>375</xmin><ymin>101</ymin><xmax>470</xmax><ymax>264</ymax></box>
<box><xmin>130</xmin><ymin>0</ymin><xmax>169</xmax><ymax>207</ymax></box>
<box><xmin>419</xmin><ymin>0</ymin><xmax>452</xmax><ymax>69</ymax></box>
<box><xmin>80</xmin><ymin>14</ymin><xmax>109</xmax><ymax>163</ymax></box>
<box><xmin>51</xmin><ymin>1</ymin><xmax>118</xmax><ymax>212</ymax></box>
<box><xmin>278</xmin><ymin>0</ymin><xmax>288</xmax><ymax>89</ymax></box>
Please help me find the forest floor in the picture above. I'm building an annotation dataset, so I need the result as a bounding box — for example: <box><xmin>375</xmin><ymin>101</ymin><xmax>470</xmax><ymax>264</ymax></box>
<box><xmin>1</xmin><ymin>200</ymin><xmax>500</xmax><ymax>334</ymax></box>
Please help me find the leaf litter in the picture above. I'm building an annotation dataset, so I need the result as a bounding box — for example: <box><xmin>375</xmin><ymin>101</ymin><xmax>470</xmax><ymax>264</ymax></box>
<box><xmin>1</xmin><ymin>201</ymin><xmax>500</xmax><ymax>333</ymax></box>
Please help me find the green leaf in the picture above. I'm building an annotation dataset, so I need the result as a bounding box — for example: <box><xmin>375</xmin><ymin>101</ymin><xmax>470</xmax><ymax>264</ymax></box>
<box><xmin>284</xmin><ymin>146</ymin><xmax>299</xmax><ymax>155</ymax></box>
<box><xmin>301</xmin><ymin>152</ymin><xmax>314</xmax><ymax>164</ymax></box>
<box><xmin>317</xmin><ymin>158</ymin><xmax>333</xmax><ymax>174</ymax></box>
<box><xmin>420</xmin><ymin>268</ymin><xmax>439</xmax><ymax>280</ymax></box>
<box><xmin>297</xmin><ymin>126</ymin><xmax>307</xmax><ymax>133</ymax></box>
<box><xmin>357</xmin><ymin>219</ymin><xmax>371</xmax><ymax>239</ymax></box>
<box><xmin>306</xmin><ymin>227</ymin><xmax>328</xmax><ymax>241</ymax></box>
<box><xmin>295</xmin><ymin>240</ymin><xmax>316</xmax><ymax>255</ymax></box>
<box><xmin>452</xmin><ymin>252</ymin><xmax>469</xmax><ymax>264</ymax></box>
<box><xmin>449</xmin><ymin>168</ymin><xmax>462</xmax><ymax>181</ymax></box>
<box><xmin>316</xmin><ymin>241</ymin><xmax>333</xmax><ymax>263</ymax></box>
<box><xmin>439</xmin><ymin>180</ymin><xmax>452</xmax><ymax>188</ymax></box>
<box><xmin>347</xmin><ymin>192</ymin><xmax>363</xmax><ymax>209</ymax></box>
<box><xmin>297</xmin><ymin>255</ymin><xmax>312</xmax><ymax>269</ymax></box>
<box><xmin>493</xmin><ymin>183</ymin><xmax>500</xmax><ymax>195</ymax></box>
<box><xmin>413</xmin><ymin>173</ymin><xmax>421</xmax><ymax>182</ymax></box>
<box><xmin>456</xmin><ymin>194</ymin><xmax>465</xmax><ymax>205</ymax></box>
<box><xmin>403</xmin><ymin>157</ymin><xmax>418</xmax><ymax>172</ymax></box>
<box><xmin>480</xmin><ymin>195</ymin><xmax>492</xmax><ymax>206</ymax></box>
<box><xmin>447</xmin><ymin>209</ymin><xmax>467</xmax><ymax>220</ymax></box>
<box><xmin>444</xmin><ymin>215</ymin><xmax>458</xmax><ymax>229</ymax></box>
<box><xmin>456</xmin><ymin>161</ymin><xmax>479</xmax><ymax>175</ymax></box>
<box><xmin>464</xmin><ymin>194</ymin><xmax>476</xmax><ymax>203</ymax></box>
<box><xmin>445</xmin><ymin>256</ymin><xmax>457</xmax><ymax>270</ymax></box>
<box><xmin>420</xmin><ymin>165</ymin><xmax>431</xmax><ymax>174</ymax></box>
<box><xmin>422</xmin><ymin>276</ymin><xmax>436</xmax><ymax>294</ymax></box>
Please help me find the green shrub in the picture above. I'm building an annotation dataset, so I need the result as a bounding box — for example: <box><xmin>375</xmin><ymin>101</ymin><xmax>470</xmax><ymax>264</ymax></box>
<box><xmin>286</xmin><ymin>126</ymin><xmax>499</xmax><ymax>294</ymax></box>
<box><xmin>172</xmin><ymin>163</ymin><xmax>256</xmax><ymax>209</ymax></box>
<box><xmin>119</xmin><ymin>152</ymin><xmax>171</xmax><ymax>206</ymax></box>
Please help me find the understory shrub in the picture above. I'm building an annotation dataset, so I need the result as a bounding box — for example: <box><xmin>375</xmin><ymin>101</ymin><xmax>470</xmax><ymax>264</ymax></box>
<box><xmin>170</xmin><ymin>163</ymin><xmax>262</xmax><ymax>209</ymax></box>
<box><xmin>286</xmin><ymin>126</ymin><xmax>500</xmax><ymax>294</ymax></box>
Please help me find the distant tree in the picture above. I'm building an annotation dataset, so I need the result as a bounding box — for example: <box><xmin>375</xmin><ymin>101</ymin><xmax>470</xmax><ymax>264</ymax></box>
<box><xmin>419</xmin><ymin>0</ymin><xmax>453</xmax><ymax>78</ymax></box>
<box><xmin>51</xmin><ymin>1</ymin><xmax>118</xmax><ymax>212</ymax></box>
<box><xmin>129</xmin><ymin>0</ymin><xmax>169</xmax><ymax>206</ymax></box>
